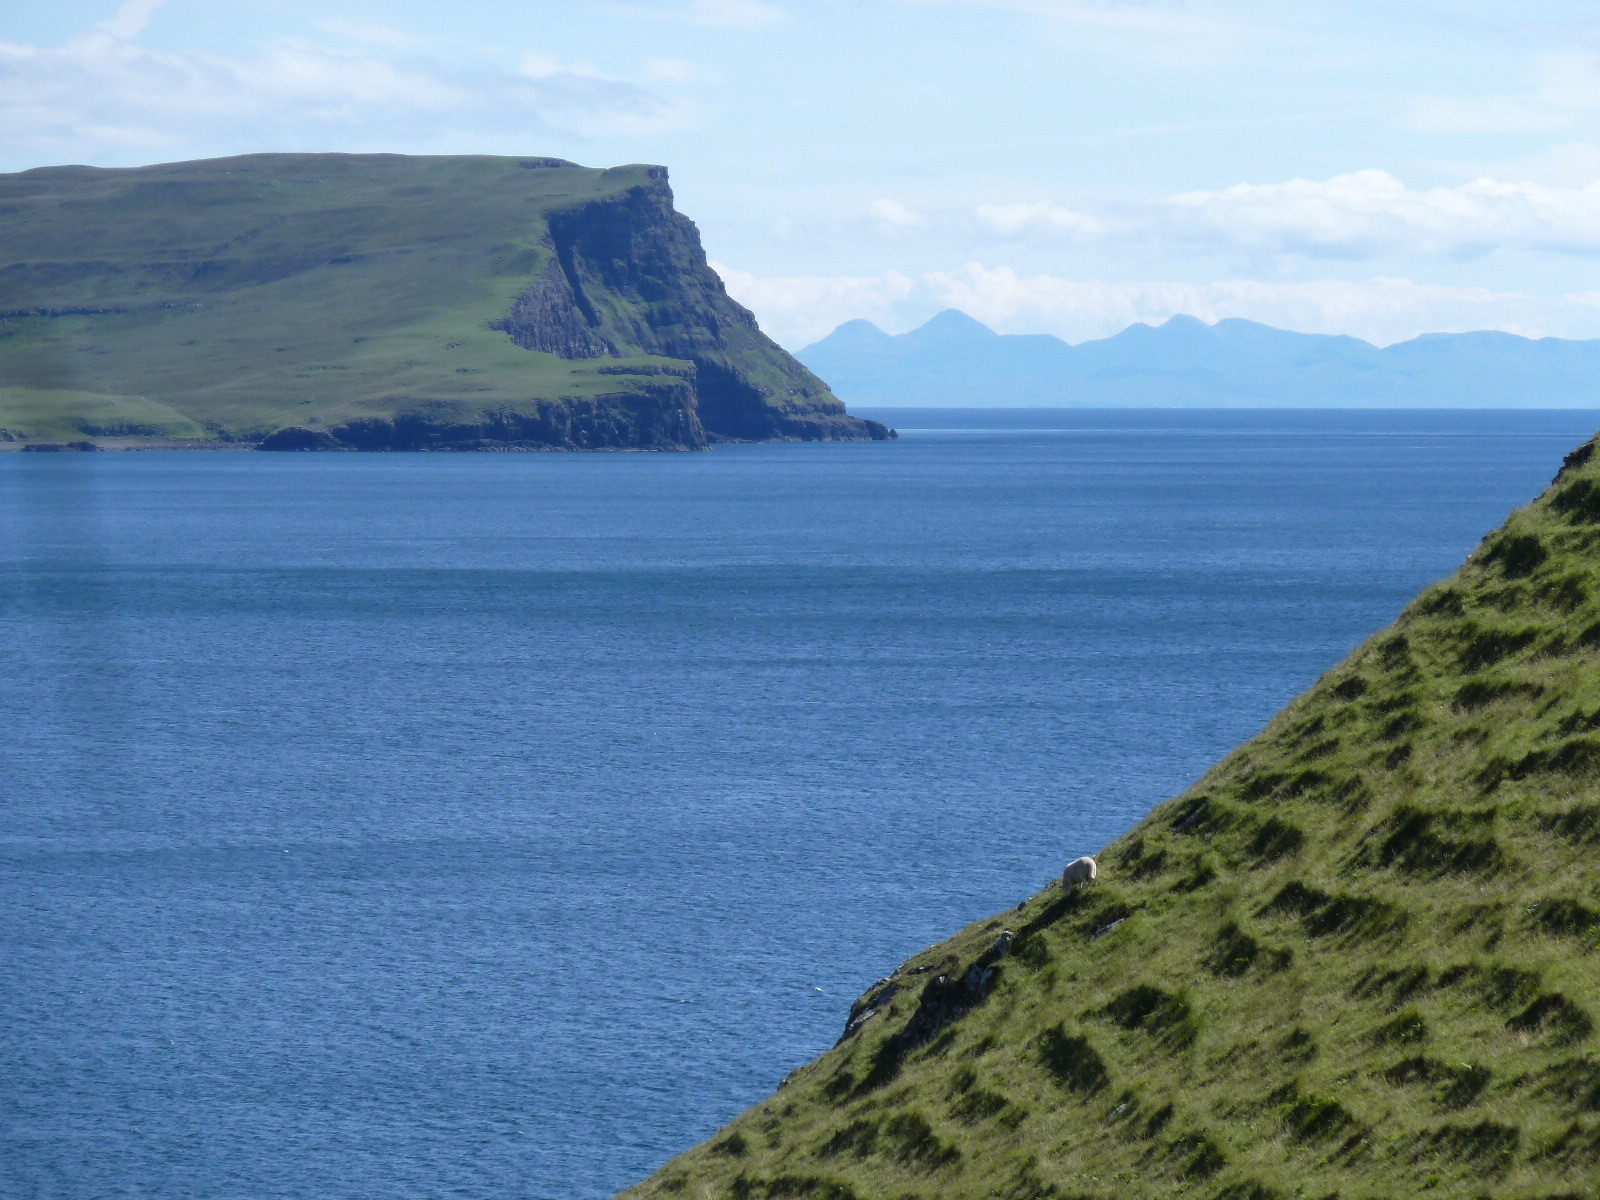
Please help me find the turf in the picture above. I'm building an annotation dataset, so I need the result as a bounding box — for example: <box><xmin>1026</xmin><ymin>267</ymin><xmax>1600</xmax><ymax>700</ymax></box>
<box><xmin>0</xmin><ymin>153</ymin><xmax>864</xmax><ymax>446</ymax></box>
<box><xmin>622</xmin><ymin>436</ymin><xmax>1600</xmax><ymax>1200</ymax></box>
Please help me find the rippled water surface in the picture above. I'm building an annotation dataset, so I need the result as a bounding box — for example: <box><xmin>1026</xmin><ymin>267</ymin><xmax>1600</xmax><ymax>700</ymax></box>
<box><xmin>3</xmin><ymin>409</ymin><xmax>1595</xmax><ymax>1200</ymax></box>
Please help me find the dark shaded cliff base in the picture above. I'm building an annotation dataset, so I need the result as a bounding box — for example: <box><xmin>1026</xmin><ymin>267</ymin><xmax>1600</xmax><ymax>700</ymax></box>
<box><xmin>622</xmin><ymin>430</ymin><xmax>1600</xmax><ymax>1199</ymax></box>
<box><xmin>255</xmin><ymin>396</ymin><xmax>893</xmax><ymax>452</ymax></box>
<box><xmin>258</xmin><ymin>391</ymin><xmax>708</xmax><ymax>452</ymax></box>
<box><xmin>0</xmin><ymin>153</ymin><xmax>889</xmax><ymax>450</ymax></box>
<box><xmin>707</xmin><ymin>411</ymin><xmax>896</xmax><ymax>445</ymax></box>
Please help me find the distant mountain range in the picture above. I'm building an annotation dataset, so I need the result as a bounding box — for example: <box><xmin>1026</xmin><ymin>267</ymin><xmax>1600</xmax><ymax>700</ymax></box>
<box><xmin>797</xmin><ymin>309</ymin><xmax>1600</xmax><ymax>408</ymax></box>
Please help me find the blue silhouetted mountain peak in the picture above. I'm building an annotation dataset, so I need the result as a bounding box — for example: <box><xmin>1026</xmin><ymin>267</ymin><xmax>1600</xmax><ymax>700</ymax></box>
<box><xmin>797</xmin><ymin>308</ymin><xmax>1600</xmax><ymax>408</ymax></box>
<box><xmin>1152</xmin><ymin>313</ymin><xmax>1211</xmax><ymax>336</ymax></box>
<box><xmin>1103</xmin><ymin>313</ymin><xmax>1217</xmax><ymax>352</ymax></box>
<box><xmin>903</xmin><ymin>308</ymin><xmax>1002</xmax><ymax>346</ymax></box>
<box><xmin>818</xmin><ymin>318</ymin><xmax>896</xmax><ymax>351</ymax></box>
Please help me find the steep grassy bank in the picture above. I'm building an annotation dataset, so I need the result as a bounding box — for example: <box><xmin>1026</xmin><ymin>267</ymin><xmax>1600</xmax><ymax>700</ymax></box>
<box><xmin>625</xmin><ymin>436</ymin><xmax>1600</xmax><ymax>1200</ymax></box>
<box><xmin>0</xmin><ymin>154</ymin><xmax>888</xmax><ymax>449</ymax></box>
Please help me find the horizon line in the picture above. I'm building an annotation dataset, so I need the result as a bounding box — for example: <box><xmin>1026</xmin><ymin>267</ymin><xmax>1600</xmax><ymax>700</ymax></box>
<box><xmin>800</xmin><ymin>310</ymin><xmax>1600</xmax><ymax>352</ymax></box>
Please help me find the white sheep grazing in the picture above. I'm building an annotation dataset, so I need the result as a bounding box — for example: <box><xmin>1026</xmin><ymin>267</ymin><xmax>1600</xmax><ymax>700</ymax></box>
<box><xmin>1061</xmin><ymin>855</ymin><xmax>1097</xmax><ymax>892</ymax></box>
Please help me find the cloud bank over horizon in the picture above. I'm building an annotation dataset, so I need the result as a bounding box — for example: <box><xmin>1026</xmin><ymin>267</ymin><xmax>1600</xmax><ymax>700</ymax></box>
<box><xmin>714</xmin><ymin>261</ymin><xmax>1600</xmax><ymax>350</ymax></box>
<box><xmin>9</xmin><ymin>1</ymin><xmax>1600</xmax><ymax>352</ymax></box>
<box><xmin>967</xmin><ymin>170</ymin><xmax>1600</xmax><ymax>259</ymax></box>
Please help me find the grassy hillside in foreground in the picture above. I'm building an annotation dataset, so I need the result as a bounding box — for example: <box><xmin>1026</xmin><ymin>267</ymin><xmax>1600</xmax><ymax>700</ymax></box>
<box><xmin>625</xmin><ymin>436</ymin><xmax>1600</xmax><ymax>1200</ymax></box>
<box><xmin>0</xmin><ymin>154</ymin><xmax>885</xmax><ymax>448</ymax></box>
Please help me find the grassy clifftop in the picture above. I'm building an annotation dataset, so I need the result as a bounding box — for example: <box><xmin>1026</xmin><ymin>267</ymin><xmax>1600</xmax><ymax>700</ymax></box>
<box><xmin>626</xmin><ymin>436</ymin><xmax>1600</xmax><ymax>1200</ymax></box>
<box><xmin>0</xmin><ymin>153</ymin><xmax>886</xmax><ymax>449</ymax></box>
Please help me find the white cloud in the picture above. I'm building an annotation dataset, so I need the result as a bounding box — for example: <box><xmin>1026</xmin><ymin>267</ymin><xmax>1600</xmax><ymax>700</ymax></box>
<box><xmin>1169</xmin><ymin>170</ymin><xmax>1600</xmax><ymax>257</ymax></box>
<box><xmin>519</xmin><ymin>53</ymin><xmax>608</xmax><ymax>80</ymax></box>
<box><xmin>1493</xmin><ymin>141</ymin><xmax>1600</xmax><ymax>188</ymax></box>
<box><xmin>0</xmin><ymin>9</ymin><xmax>687</xmax><ymax>169</ymax></box>
<box><xmin>875</xmin><ymin>0</ymin><xmax>1269</xmax><ymax>58</ymax></box>
<box><xmin>687</xmin><ymin>0</ymin><xmax>790</xmax><ymax>27</ymax></box>
<box><xmin>1401</xmin><ymin>49</ymin><xmax>1600</xmax><ymax>134</ymax></box>
<box><xmin>976</xmin><ymin>200</ymin><xmax>1104</xmax><ymax>237</ymax></box>
<box><xmin>94</xmin><ymin>0</ymin><xmax>169</xmax><ymax>43</ymax></box>
<box><xmin>600</xmin><ymin>0</ymin><xmax>788</xmax><ymax>27</ymax></box>
<box><xmin>645</xmin><ymin>58</ymin><xmax>697</xmax><ymax>82</ymax></box>
<box><xmin>310</xmin><ymin>18</ymin><xmax>430</xmax><ymax>50</ymax></box>
<box><xmin>711</xmin><ymin>262</ymin><xmax>917</xmax><ymax>345</ymax></box>
<box><xmin>715</xmin><ymin>260</ymin><xmax>1600</xmax><ymax>349</ymax></box>
<box><xmin>969</xmin><ymin>170</ymin><xmax>1600</xmax><ymax>259</ymax></box>
<box><xmin>869</xmin><ymin>198</ymin><xmax>923</xmax><ymax>228</ymax></box>
<box><xmin>1533</xmin><ymin>50</ymin><xmax>1600</xmax><ymax>109</ymax></box>
<box><xmin>1402</xmin><ymin>96</ymin><xmax>1570</xmax><ymax>134</ymax></box>
<box><xmin>919</xmin><ymin>264</ymin><xmax>1572</xmax><ymax>344</ymax></box>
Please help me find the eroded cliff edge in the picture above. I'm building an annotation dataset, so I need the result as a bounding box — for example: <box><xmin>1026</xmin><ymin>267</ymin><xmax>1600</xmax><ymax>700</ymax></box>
<box><xmin>493</xmin><ymin>166</ymin><xmax>883</xmax><ymax>445</ymax></box>
<box><xmin>0</xmin><ymin>153</ymin><xmax>891</xmax><ymax>450</ymax></box>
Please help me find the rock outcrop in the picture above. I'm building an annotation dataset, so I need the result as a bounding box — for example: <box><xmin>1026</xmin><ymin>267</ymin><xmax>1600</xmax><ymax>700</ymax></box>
<box><xmin>259</xmin><ymin>381</ymin><xmax>705</xmax><ymax>451</ymax></box>
<box><xmin>494</xmin><ymin>166</ymin><xmax>889</xmax><ymax>443</ymax></box>
<box><xmin>0</xmin><ymin>153</ymin><xmax>890</xmax><ymax>450</ymax></box>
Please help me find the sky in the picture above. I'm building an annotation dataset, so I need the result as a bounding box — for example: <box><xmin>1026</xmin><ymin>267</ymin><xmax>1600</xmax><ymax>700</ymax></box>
<box><xmin>8</xmin><ymin>2</ymin><xmax>1600</xmax><ymax>348</ymax></box>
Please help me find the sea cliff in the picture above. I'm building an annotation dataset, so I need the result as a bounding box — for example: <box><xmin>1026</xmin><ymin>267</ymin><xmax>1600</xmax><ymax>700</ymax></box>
<box><xmin>0</xmin><ymin>154</ymin><xmax>890</xmax><ymax>450</ymax></box>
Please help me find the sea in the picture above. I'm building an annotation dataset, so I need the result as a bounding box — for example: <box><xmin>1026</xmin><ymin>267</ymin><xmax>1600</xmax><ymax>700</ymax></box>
<box><xmin>3</xmin><ymin>409</ymin><xmax>1596</xmax><ymax>1200</ymax></box>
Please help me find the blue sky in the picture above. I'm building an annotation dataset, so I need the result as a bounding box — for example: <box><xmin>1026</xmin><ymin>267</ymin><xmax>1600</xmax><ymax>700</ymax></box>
<box><xmin>8</xmin><ymin>1</ymin><xmax>1600</xmax><ymax>347</ymax></box>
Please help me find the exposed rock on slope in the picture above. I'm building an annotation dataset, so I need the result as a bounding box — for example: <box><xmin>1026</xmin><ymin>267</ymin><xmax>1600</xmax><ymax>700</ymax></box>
<box><xmin>497</xmin><ymin>167</ymin><xmax>868</xmax><ymax>443</ymax></box>
<box><xmin>624</xmin><ymin>433</ymin><xmax>1600</xmax><ymax>1200</ymax></box>
<box><xmin>0</xmin><ymin>153</ymin><xmax>889</xmax><ymax>449</ymax></box>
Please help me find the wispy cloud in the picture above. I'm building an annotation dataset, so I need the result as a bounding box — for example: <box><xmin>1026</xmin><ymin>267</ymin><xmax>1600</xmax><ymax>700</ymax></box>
<box><xmin>93</xmin><ymin>0</ymin><xmax>169</xmax><ymax>43</ymax></box>
<box><xmin>862</xmin><ymin>0</ymin><xmax>1279</xmax><ymax>65</ymax></box>
<box><xmin>1403</xmin><ymin>96</ymin><xmax>1572</xmax><ymax>134</ymax></box>
<box><xmin>0</xmin><ymin>5</ymin><xmax>688</xmax><ymax>168</ymax></box>
<box><xmin>958</xmin><ymin>169</ymin><xmax>1600</xmax><ymax>260</ymax></box>
<box><xmin>712</xmin><ymin>262</ymin><xmax>918</xmax><ymax>341</ymax></box>
<box><xmin>976</xmin><ymin>201</ymin><xmax>1104</xmax><ymax>236</ymax></box>
<box><xmin>715</xmin><ymin>260</ymin><xmax>1600</xmax><ymax>348</ymax></box>
<box><xmin>1167</xmin><ymin>170</ymin><xmax>1600</xmax><ymax>257</ymax></box>
<box><xmin>1402</xmin><ymin>50</ymin><xmax>1600</xmax><ymax>134</ymax></box>
<box><xmin>606</xmin><ymin>0</ymin><xmax>789</xmax><ymax>28</ymax></box>
<box><xmin>869</xmin><ymin>198</ymin><xmax>923</xmax><ymax>229</ymax></box>
<box><xmin>1533</xmin><ymin>49</ymin><xmax>1600</xmax><ymax>107</ymax></box>
<box><xmin>917</xmin><ymin>264</ymin><xmax>1573</xmax><ymax>345</ymax></box>
<box><xmin>645</xmin><ymin>58</ymin><xmax>698</xmax><ymax>82</ymax></box>
<box><xmin>687</xmin><ymin>0</ymin><xmax>789</xmax><ymax>27</ymax></box>
<box><xmin>309</xmin><ymin>17</ymin><xmax>431</xmax><ymax>51</ymax></box>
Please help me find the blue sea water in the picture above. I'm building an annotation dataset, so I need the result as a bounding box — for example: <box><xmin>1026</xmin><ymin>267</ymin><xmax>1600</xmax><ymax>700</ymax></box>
<box><xmin>2</xmin><ymin>408</ymin><xmax>1596</xmax><ymax>1200</ymax></box>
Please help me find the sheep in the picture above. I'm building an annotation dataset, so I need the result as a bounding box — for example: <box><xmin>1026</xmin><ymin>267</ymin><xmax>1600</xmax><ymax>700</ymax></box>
<box><xmin>1061</xmin><ymin>855</ymin><xmax>1097</xmax><ymax>892</ymax></box>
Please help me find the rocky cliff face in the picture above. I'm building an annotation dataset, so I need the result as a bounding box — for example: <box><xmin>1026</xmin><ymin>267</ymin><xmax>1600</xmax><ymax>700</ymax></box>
<box><xmin>494</xmin><ymin>166</ymin><xmax>889</xmax><ymax>444</ymax></box>
<box><xmin>258</xmin><ymin>380</ymin><xmax>706</xmax><ymax>452</ymax></box>
<box><xmin>0</xmin><ymin>154</ymin><xmax>890</xmax><ymax>450</ymax></box>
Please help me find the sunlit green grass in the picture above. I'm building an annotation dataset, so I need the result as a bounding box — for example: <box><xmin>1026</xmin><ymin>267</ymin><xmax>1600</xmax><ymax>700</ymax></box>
<box><xmin>0</xmin><ymin>154</ymin><xmax>690</xmax><ymax>441</ymax></box>
<box><xmin>626</xmin><ymin>438</ymin><xmax>1600</xmax><ymax>1200</ymax></box>
<box><xmin>0</xmin><ymin>386</ymin><xmax>207</xmax><ymax>442</ymax></box>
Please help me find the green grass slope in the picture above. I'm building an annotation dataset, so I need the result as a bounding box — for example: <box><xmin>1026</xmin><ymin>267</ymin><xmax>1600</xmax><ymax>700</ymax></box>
<box><xmin>0</xmin><ymin>154</ymin><xmax>883</xmax><ymax>448</ymax></box>
<box><xmin>626</xmin><ymin>436</ymin><xmax>1600</xmax><ymax>1200</ymax></box>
